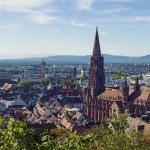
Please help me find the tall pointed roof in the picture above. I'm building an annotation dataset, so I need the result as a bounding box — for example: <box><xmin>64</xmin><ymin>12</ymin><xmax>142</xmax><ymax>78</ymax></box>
<box><xmin>93</xmin><ymin>27</ymin><xmax>101</xmax><ymax>57</ymax></box>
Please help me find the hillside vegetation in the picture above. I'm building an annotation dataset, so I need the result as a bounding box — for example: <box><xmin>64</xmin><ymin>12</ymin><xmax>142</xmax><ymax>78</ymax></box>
<box><xmin>0</xmin><ymin>116</ymin><xmax>150</xmax><ymax>150</ymax></box>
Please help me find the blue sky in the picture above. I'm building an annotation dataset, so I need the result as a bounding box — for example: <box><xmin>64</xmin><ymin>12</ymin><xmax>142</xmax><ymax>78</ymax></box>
<box><xmin>0</xmin><ymin>0</ymin><xmax>150</xmax><ymax>58</ymax></box>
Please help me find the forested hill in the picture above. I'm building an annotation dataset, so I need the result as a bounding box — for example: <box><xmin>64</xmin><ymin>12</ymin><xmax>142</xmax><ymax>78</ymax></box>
<box><xmin>0</xmin><ymin>54</ymin><xmax>150</xmax><ymax>64</ymax></box>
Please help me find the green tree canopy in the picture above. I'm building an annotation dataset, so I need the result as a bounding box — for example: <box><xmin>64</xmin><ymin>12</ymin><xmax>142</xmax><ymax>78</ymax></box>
<box><xmin>57</xmin><ymin>77</ymin><xmax>75</xmax><ymax>86</ymax></box>
<box><xmin>17</xmin><ymin>81</ymin><xmax>31</xmax><ymax>87</ymax></box>
<box><xmin>0</xmin><ymin>117</ymin><xmax>150</xmax><ymax>150</ymax></box>
<box><xmin>42</xmin><ymin>78</ymin><xmax>49</xmax><ymax>86</ymax></box>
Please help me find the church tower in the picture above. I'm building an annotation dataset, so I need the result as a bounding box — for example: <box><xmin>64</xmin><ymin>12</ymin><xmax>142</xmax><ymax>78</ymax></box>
<box><xmin>122</xmin><ymin>80</ymin><xmax>129</xmax><ymax>101</ymax></box>
<box><xmin>134</xmin><ymin>78</ymin><xmax>140</xmax><ymax>91</ymax></box>
<box><xmin>86</xmin><ymin>27</ymin><xmax>105</xmax><ymax>120</ymax></box>
<box><xmin>89</xmin><ymin>27</ymin><xmax>105</xmax><ymax>95</ymax></box>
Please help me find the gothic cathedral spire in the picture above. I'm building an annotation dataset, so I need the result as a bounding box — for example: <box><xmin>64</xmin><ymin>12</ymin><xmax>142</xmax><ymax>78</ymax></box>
<box><xmin>93</xmin><ymin>27</ymin><xmax>101</xmax><ymax>57</ymax></box>
<box><xmin>89</xmin><ymin>27</ymin><xmax>105</xmax><ymax>95</ymax></box>
<box><xmin>86</xmin><ymin>27</ymin><xmax>105</xmax><ymax>120</ymax></box>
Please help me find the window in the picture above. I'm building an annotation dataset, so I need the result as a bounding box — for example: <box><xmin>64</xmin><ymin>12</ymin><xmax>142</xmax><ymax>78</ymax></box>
<box><xmin>113</xmin><ymin>109</ymin><xmax>116</xmax><ymax>113</ymax></box>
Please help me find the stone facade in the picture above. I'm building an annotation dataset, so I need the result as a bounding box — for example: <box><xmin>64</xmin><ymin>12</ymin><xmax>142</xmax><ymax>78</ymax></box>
<box><xmin>86</xmin><ymin>27</ymin><xmax>105</xmax><ymax>120</ymax></box>
<box><xmin>86</xmin><ymin>28</ymin><xmax>150</xmax><ymax>122</ymax></box>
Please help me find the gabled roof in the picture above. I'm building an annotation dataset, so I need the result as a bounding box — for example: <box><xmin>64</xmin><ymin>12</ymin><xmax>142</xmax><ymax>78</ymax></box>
<box><xmin>97</xmin><ymin>84</ymin><xmax>150</xmax><ymax>104</ymax></box>
<box><xmin>0</xmin><ymin>102</ymin><xmax>6</xmax><ymax>111</ymax></box>
<box><xmin>111</xmin><ymin>101</ymin><xmax>119</xmax><ymax>109</ymax></box>
<box><xmin>135</xmin><ymin>91</ymin><xmax>150</xmax><ymax>102</ymax></box>
<box><xmin>11</xmin><ymin>96</ymin><xmax>27</xmax><ymax>107</ymax></box>
<box><xmin>128</xmin><ymin>90</ymin><xmax>141</xmax><ymax>101</ymax></box>
<box><xmin>3</xmin><ymin>83</ymin><xmax>9</xmax><ymax>88</ymax></box>
<box><xmin>98</xmin><ymin>89</ymin><xmax>123</xmax><ymax>100</ymax></box>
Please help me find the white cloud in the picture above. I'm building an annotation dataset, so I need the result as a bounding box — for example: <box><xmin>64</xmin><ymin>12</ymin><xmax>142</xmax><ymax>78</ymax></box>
<box><xmin>0</xmin><ymin>0</ymin><xmax>60</xmax><ymax>24</ymax></box>
<box><xmin>0</xmin><ymin>0</ymin><xmax>53</xmax><ymax>10</ymax></box>
<box><xmin>98</xmin><ymin>0</ymin><xmax>131</xmax><ymax>2</ymax></box>
<box><xmin>27</xmin><ymin>14</ymin><xmax>58</xmax><ymax>24</ymax></box>
<box><xmin>95</xmin><ymin>7</ymin><xmax>127</xmax><ymax>14</ymax></box>
<box><xmin>75</xmin><ymin>0</ymin><xmax>131</xmax><ymax>10</ymax></box>
<box><xmin>76</xmin><ymin>0</ymin><xmax>94</xmax><ymax>10</ymax></box>
<box><xmin>71</xmin><ymin>21</ymin><xmax>92</xmax><ymax>27</ymax></box>
<box><xmin>71</xmin><ymin>21</ymin><xmax>107</xmax><ymax>35</ymax></box>
<box><xmin>0</xmin><ymin>23</ymin><xmax>21</xmax><ymax>29</ymax></box>
<box><xmin>129</xmin><ymin>16</ymin><xmax>150</xmax><ymax>22</ymax></box>
<box><xmin>99</xmin><ymin>31</ymin><xmax>108</xmax><ymax>36</ymax></box>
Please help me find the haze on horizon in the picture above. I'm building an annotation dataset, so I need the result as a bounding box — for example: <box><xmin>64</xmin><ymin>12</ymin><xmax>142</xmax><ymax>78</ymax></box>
<box><xmin>0</xmin><ymin>0</ymin><xmax>150</xmax><ymax>59</ymax></box>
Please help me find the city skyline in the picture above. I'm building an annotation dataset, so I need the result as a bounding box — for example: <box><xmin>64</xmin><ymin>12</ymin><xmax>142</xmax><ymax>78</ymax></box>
<box><xmin>0</xmin><ymin>0</ymin><xmax>150</xmax><ymax>58</ymax></box>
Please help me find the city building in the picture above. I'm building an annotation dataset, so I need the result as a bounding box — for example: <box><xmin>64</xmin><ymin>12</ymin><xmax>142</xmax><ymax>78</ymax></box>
<box><xmin>0</xmin><ymin>72</ymin><xmax>11</xmax><ymax>80</ymax></box>
<box><xmin>86</xmin><ymin>28</ymin><xmax>150</xmax><ymax>122</ymax></box>
<box><xmin>40</xmin><ymin>59</ymin><xmax>46</xmax><ymax>78</ymax></box>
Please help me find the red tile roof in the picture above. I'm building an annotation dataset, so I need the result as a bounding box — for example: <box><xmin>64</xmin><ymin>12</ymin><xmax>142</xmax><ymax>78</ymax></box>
<box><xmin>135</xmin><ymin>91</ymin><xmax>150</xmax><ymax>102</ymax></box>
<box><xmin>98</xmin><ymin>89</ymin><xmax>123</xmax><ymax>100</ymax></box>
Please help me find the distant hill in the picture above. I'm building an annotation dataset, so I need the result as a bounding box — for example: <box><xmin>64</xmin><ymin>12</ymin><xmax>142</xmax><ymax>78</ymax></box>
<box><xmin>0</xmin><ymin>54</ymin><xmax>150</xmax><ymax>64</ymax></box>
<box><xmin>104</xmin><ymin>54</ymin><xmax>150</xmax><ymax>63</ymax></box>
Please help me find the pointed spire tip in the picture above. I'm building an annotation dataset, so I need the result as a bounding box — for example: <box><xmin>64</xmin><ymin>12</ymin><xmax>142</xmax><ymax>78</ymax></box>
<box><xmin>96</xmin><ymin>26</ymin><xmax>98</xmax><ymax>31</ymax></box>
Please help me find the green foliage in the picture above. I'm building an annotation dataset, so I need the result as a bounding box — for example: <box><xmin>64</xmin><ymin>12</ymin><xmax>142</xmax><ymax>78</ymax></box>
<box><xmin>112</xmin><ymin>113</ymin><xmax>128</xmax><ymax>132</ymax></box>
<box><xmin>57</xmin><ymin>77</ymin><xmax>75</xmax><ymax>86</ymax></box>
<box><xmin>42</xmin><ymin>78</ymin><xmax>49</xmax><ymax>85</ymax></box>
<box><xmin>98</xmin><ymin>130</ymin><xmax>134</xmax><ymax>150</ymax></box>
<box><xmin>0</xmin><ymin>117</ymin><xmax>150</xmax><ymax>150</ymax></box>
<box><xmin>17</xmin><ymin>81</ymin><xmax>31</xmax><ymax>87</ymax></box>
<box><xmin>0</xmin><ymin>117</ymin><xmax>35</xmax><ymax>150</ymax></box>
<box><xmin>0</xmin><ymin>117</ymin><xmax>4</xmax><ymax>127</ymax></box>
<box><xmin>36</xmin><ymin>130</ymin><xmax>56</xmax><ymax>150</ymax></box>
<box><xmin>111</xmin><ymin>73</ymin><xmax>126</xmax><ymax>80</ymax></box>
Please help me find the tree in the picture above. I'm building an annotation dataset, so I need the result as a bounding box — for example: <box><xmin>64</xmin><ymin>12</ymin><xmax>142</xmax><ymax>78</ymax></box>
<box><xmin>42</xmin><ymin>78</ymin><xmax>49</xmax><ymax>86</ymax></box>
<box><xmin>0</xmin><ymin>117</ymin><xmax>35</xmax><ymax>150</ymax></box>
<box><xmin>112</xmin><ymin>112</ymin><xmax>128</xmax><ymax>132</ymax></box>
<box><xmin>17</xmin><ymin>81</ymin><xmax>31</xmax><ymax>87</ymax></box>
<box><xmin>57</xmin><ymin>77</ymin><xmax>75</xmax><ymax>86</ymax></box>
<box><xmin>0</xmin><ymin>117</ymin><xmax>150</xmax><ymax>150</ymax></box>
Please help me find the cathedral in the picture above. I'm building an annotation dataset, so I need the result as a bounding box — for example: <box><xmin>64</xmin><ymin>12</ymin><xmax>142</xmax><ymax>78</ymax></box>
<box><xmin>86</xmin><ymin>28</ymin><xmax>150</xmax><ymax>122</ymax></box>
